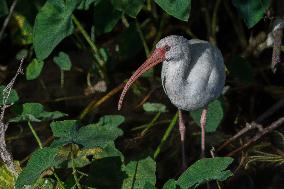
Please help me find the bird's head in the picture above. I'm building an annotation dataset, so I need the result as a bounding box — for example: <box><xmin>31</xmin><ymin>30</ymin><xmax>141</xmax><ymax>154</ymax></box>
<box><xmin>117</xmin><ymin>35</ymin><xmax>188</xmax><ymax>110</ymax></box>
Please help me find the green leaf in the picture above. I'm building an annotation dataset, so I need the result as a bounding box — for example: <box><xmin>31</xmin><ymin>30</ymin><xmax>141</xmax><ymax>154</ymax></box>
<box><xmin>51</xmin><ymin>115</ymin><xmax>124</xmax><ymax>148</ymax></box>
<box><xmin>176</xmin><ymin>157</ymin><xmax>233</xmax><ymax>189</ymax></box>
<box><xmin>76</xmin><ymin>122</ymin><xmax>123</xmax><ymax>148</ymax></box>
<box><xmin>92</xmin><ymin>142</ymin><xmax>124</xmax><ymax>161</ymax></box>
<box><xmin>143</xmin><ymin>102</ymin><xmax>167</xmax><ymax>112</ymax></box>
<box><xmin>162</xmin><ymin>179</ymin><xmax>176</xmax><ymax>189</ymax></box>
<box><xmin>33</xmin><ymin>0</ymin><xmax>78</xmax><ymax>60</ymax></box>
<box><xmin>15</xmin><ymin>147</ymin><xmax>60</xmax><ymax>189</ymax></box>
<box><xmin>190</xmin><ymin>99</ymin><xmax>224</xmax><ymax>133</ymax></box>
<box><xmin>0</xmin><ymin>0</ymin><xmax>8</xmax><ymax>17</ymax></box>
<box><xmin>122</xmin><ymin>157</ymin><xmax>156</xmax><ymax>189</ymax></box>
<box><xmin>50</xmin><ymin>120</ymin><xmax>78</xmax><ymax>147</ymax></box>
<box><xmin>9</xmin><ymin>103</ymin><xmax>67</xmax><ymax>122</ymax></box>
<box><xmin>144</xmin><ymin>182</ymin><xmax>157</xmax><ymax>189</ymax></box>
<box><xmin>96</xmin><ymin>115</ymin><xmax>125</xmax><ymax>127</ymax></box>
<box><xmin>51</xmin><ymin>120</ymin><xmax>78</xmax><ymax>137</ymax></box>
<box><xmin>232</xmin><ymin>0</ymin><xmax>270</xmax><ymax>28</ymax></box>
<box><xmin>53</xmin><ymin>52</ymin><xmax>72</xmax><ymax>71</ymax></box>
<box><xmin>39</xmin><ymin>111</ymin><xmax>68</xmax><ymax>121</ymax></box>
<box><xmin>111</xmin><ymin>0</ymin><xmax>145</xmax><ymax>18</ymax></box>
<box><xmin>0</xmin><ymin>85</ymin><xmax>19</xmax><ymax>106</ymax></box>
<box><xmin>154</xmin><ymin>0</ymin><xmax>191</xmax><ymax>21</ymax></box>
<box><xmin>93</xmin><ymin>0</ymin><xmax>122</xmax><ymax>35</ymax></box>
<box><xmin>77</xmin><ymin>0</ymin><xmax>99</xmax><ymax>10</ymax></box>
<box><xmin>26</xmin><ymin>59</ymin><xmax>44</xmax><ymax>80</ymax></box>
<box><xmin>227</xmin><ymin>55</ymin><xmax>254</xmax><ymax>84</ymax></box>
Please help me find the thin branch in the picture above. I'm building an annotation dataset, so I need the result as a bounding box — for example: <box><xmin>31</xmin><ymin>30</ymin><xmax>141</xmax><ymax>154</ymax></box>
<box><xmin>226</xmin><ymin>117</ymin><xmax>284</xmax><ymax>157</ymax></box>
<box><xmin>0</xmin><ymin>0</ymin><xmax>18</xmax><ymax>41</ymax></box>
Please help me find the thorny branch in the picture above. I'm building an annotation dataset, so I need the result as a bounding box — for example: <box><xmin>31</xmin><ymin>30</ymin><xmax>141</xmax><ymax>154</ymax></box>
<box><xmin>0</xmin><ymin>59</ymin><xmax>24</xmax><ymax>176</ymax></box>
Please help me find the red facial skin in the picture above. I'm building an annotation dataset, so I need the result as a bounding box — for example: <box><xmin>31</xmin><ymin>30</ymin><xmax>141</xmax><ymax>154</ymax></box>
<box><xmin>118</xmin><ymin>46</ymin><xmax>169</xmax><ymax>110</ymax></box>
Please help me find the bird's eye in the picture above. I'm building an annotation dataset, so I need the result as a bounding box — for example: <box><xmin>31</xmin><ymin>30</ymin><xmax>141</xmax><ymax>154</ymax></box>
<box><xmin>164</xmin><ymin>45</ymin><xmax>171</xmax><ymax>51</ymax></box>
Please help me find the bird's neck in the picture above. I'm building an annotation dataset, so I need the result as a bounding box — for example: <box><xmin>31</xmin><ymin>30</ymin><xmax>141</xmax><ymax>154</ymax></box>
<box><xmin>161</xmin><ymin>55</ymin><xmax>191</xmax><ymax>95</ymax></box>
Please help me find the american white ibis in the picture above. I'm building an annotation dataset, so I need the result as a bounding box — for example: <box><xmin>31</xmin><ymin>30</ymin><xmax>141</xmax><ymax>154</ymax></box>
<box><xmin>118</xmin><ymin>35</ymin><xmax>225</xmax><ymax>169</ymax></box>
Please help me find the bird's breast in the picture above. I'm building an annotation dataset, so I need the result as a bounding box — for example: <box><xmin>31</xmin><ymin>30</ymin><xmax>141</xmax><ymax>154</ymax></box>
<box><xmin>161</xmin><ymin>43</ymin><xmax>225</xmax><ymax>111</ymax></box>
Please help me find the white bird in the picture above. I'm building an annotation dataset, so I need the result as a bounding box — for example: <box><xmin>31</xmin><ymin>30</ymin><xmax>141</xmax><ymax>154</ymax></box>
<box><xmin>118</xmin><ymin>35</ymin><xmax>225</xmax><ymax>169</ymax></box>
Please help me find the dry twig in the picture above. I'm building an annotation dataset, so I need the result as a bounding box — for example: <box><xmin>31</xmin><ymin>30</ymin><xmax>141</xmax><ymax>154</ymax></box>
<box><xmin>0</xmin><ymin>59</ymin><xmax>23</xmax><ymax>176</ymax></box>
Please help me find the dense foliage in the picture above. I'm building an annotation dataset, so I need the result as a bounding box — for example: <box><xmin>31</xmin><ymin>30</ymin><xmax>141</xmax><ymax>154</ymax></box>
<box><xmin>0</xmin><ymin>0</ymin><xmax>283</xmax><ymax>189</ymax></box>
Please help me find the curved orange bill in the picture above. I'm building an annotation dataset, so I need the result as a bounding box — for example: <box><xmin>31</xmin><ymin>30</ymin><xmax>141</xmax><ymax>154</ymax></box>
<box><xmin>118</xmin><ymin>47</ymin><xmax>167</xmax><ymax>110</ymax></box>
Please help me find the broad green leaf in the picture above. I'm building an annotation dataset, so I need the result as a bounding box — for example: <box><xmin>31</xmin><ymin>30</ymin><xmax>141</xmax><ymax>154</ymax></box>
<box><xmin>232</xmin><ymin>0</ymin><xmax>270</xmax><ymax>28</ymax></box>
<box><xmin>15</xmin><ymin>147</ymin><xmax>60</xmax><ymax>189</ymax></box>
<box><xmin>73</xmin><ymin>144</ymin><xmax>123</xmax><ymax>168</ymax></box>
<box><xmin>9</xmin><ymin>103</ymin><xmax>67</xmax><ymax>122</ymax></box>
<box><xmin>53</xmin><ymin>52</ymin><xmax>72</xmax><ymax>71</ymax></box>
<box><xmin>92</xmin><ymin>142</ymin><xmax>124</xmax><ymax>161</ymax></box>
<box><xmin>0</xmin><ymin>86</ymin><xmax>19</xmax><ymax>106</ymax></box>
<box><xmin>50</xmin><ymin>120</ymin><xmax>78</xmax><ymax>138</ymax></box>
<box><xmin>93</xmin><ymin>0</ymin><xmax>122</xmax><ymax>35</ymax></box>
<box><xmin>77</xmin><ymin>0</ymin><xmax>99</xmax><ymax>10</ymax></box>
<box><xmin>190</xmin><ymin>99</ymin><xmax>224</xmax><ymax>132</ymax></box>
<box><xmin>0</xmin><ymin>0</ymin><xmax>8</xmax><ymax>17</ymax></box>
<box><xmin>50</xmin><ymin>120</ymin><xmax>78</xmax><ymax>147</ymax></box>
<box><xmin>26</xmin><ymin>59</ymin><xmax>44</xmax><ymax>80</ymax></box>
<box><xmin>176</xmin><ymin>157</ymin><xmax>233</xmax><ymax>189</ymax></box>
<box><xmin>33</xmin><ymin>0</ymin><xmax>78</xmax><ymax>60</ymax></box>
<box><xmin>227</xmin><ymin>55</ymin><xmax>254</xmax><ymax>85</ymax></box>
<box><xmin>0</xmin><ymin>162</ymin><xmax>19</xmax><ymax>189</ymax></box>
<box><xmin>75</xmin><ymin>122</ymin><xmax>123</xmax><ymax>148</ymax></box>
<box><xmin>68</xmin><ymin>147</ymin><xmax>103</xmax><ymax>168</ymax></box>
<box><xmin>111</xmin><ymin>0</ymin><xmax>144</xmax><ymax>18</ymax></box>
<box><xmin>154</xmin><ymin>0</ymin><xmax>191</xmax><ymax>21</ymax></box>
<box><xmin>162</xmin><ymin>179</ymin><xmax>176</xmax><ymax>189</ymax></box>
<box><xmin>96</xmin><ymin>115</ymin><xmax>125</xmax><ymax>127</ymax></box>
<box><xmin>39</xmin><ymin>111</ymin><xmax>68</xmax><ymax>121</ymax></box>
<box><xmin>51</xmin><ymin>115</ymin><xmax>124</xmax><ymax>148</ymax></box>
<box><xmin>143</xmin><ymin>102</ymin><xmax>167</xmax><ymax>112</ymax></box>
<box><xmin>144</xmin><ymin>182</ymin><xmax>157</xmax><ymax>189</ymax></box>
<box><xmin>122</xmin><ymin>157</ymin><xmax>156</xmax><ymax>189</ymax></box>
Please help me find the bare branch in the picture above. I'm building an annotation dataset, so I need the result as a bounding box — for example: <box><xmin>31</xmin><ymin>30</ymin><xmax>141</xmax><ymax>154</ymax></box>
<box><xmin>0</xmin><ymin>0</ymin><xmax>18</xmax><ymax>41</ymax></box>
<box><xmin>0</xmin><ymin>58</ymin><xmax>24</xmax><ymax>176</ymax></box>
<box><xmin>226</xmin><ymin>117</ymin><xmax>284</xmax><ymax>157</ymax></box>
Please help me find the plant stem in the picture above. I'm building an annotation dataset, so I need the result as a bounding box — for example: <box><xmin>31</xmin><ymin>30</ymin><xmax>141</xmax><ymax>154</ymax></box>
<box><xmin>72</xmin><ymin>15</ymin><xmax>107</xmax><ymax>80</ymax></box>
<box><xmin>27</xmin><ymin>121</ymin><xmax>43</xmax><ymax>149</ymax></box>
<box><xmin>154</xmin><ymin>111</ymin><xmax>178</xmax><ymax>159</ymax></box>
<box><xmin>52</xmin><ymin>170</ymin><xmax>65</xmax><ymax>189</ymax></box>
<box><xmin>141</xmin><ymin>112</ymin><xmax>161</xmax><ymax>136</ymax></box>
<box><xmin>60</xmin><ymin>70</ymin><xmax>64</xmax><ymax>88</ymax></box>
<box><xmin>136</xmin><ymin>20</ymin><xmax>150</xmax><ymax>56</ymax></box>
<box><xmin>0</xmin><ymin>0</ymin><xmax>18</xmax><ymax>41</ymax></box>
<box><xmin>71</xmin><ymin>145</ymin><xmax>82</xmax><ymax>189</ymax></box>
<box><xmin>211</xmin><ymin>0</ymin><xmax>221</xmax><ymax>45</ymax></box>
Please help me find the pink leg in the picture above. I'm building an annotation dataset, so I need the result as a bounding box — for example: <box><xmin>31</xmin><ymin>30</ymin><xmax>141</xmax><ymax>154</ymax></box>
<box><xmin>200</xmin><ymin>106</ymin><xmax>208</xmax><ymax>158</ymax></box>
<box><xmin>178</xmin><ymin>109</ymin><xmax>187</xmax><ymax>170</ymax></box>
